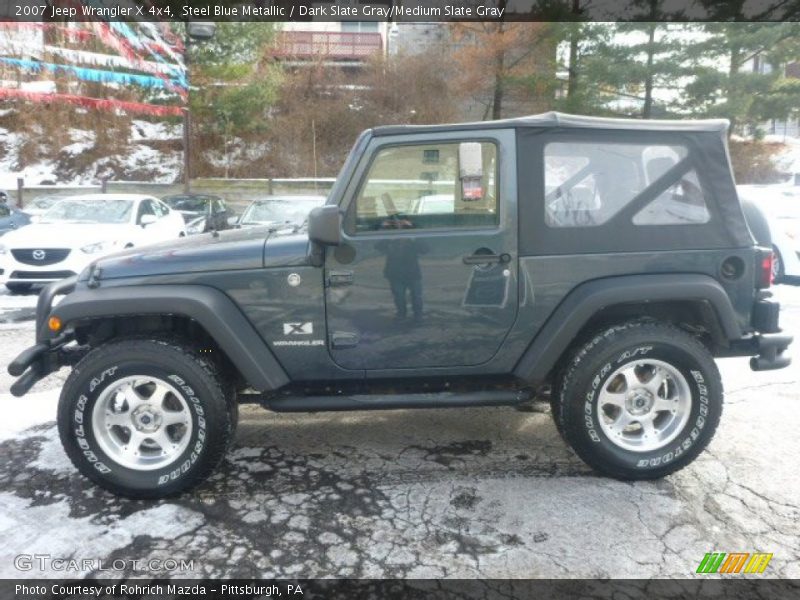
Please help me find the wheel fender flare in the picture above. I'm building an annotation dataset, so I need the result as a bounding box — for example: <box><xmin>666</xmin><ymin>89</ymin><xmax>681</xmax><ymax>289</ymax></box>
<box><xmin>50</xmin><ymin>284</ymin><xmax>290</xmax><ymax>392</ymax></box>
<box><xmin>513</xmin><ymin>273</ymin><xmax>743</xmax><ymax>383</ymax></box>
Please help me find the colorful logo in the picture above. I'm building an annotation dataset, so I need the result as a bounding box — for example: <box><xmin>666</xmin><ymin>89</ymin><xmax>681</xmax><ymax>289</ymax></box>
<box><xmin>696</xmin><ymin>552</ymin><xmax>773</xmax><ymax>574</ymax></box>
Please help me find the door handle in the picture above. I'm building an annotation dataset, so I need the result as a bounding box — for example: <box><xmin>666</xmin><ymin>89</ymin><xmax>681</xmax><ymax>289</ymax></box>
<box><xmin>463</xmin><ymin>253</ymin><xmax>511</xmax><ymax>265</ymax></box>
<box><xmin>331</xmin><ymin>331</ymin><xmax>359</xmax><ymax>348</ymax></box>
<box><xmin>327</xmin><ymin>270</ymin><xmax>354</xmax><ymax>286</ymax></box>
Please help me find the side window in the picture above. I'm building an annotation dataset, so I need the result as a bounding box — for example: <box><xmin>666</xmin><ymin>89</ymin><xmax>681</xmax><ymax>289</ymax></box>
<box><xmin>633</xmin><ymin>170</ymin><xmax>710</xmax><ymax>225</ymax></box>
<box><xmin>544</xmin><ymin>142</ymin><xmax>691</xmax><ymax>227</ymax></box>
<box><xmin>0</xmin><ymin>205</ymin><xmax>10</xmax><ymax>218</ymax></box>
<box><xmin>352</xmin><ymin>141</ymin><xmax>498</xmax><ymax>233</ymax></box>
<box><xmin>138</xmin><ymin>200</ymin><xmax>156</xmax><ymax>222</ymax></box>
<box><xmin>153</xmin><ymin>200</ymin><xmax>168</xmax><ymax>218</ymax></box>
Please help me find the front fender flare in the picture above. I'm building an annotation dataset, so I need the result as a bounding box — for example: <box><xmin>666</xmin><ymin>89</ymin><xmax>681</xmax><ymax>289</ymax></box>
<box><xmin>50</xmin><ymin>284</ymin><xmax>290</xmax><ymax>392</ymax></box>
<box><xmin>513</xmin><ymin>273</ymin><xmax>743</xmax><ymax>383</ymax></box>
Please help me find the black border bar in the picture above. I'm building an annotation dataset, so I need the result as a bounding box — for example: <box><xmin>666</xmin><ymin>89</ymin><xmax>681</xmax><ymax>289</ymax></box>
<box><xmin>2</xmin><ymin>0</ymin><xmax>800</xmax><ymax>22</ymax></box>
<box><xmin>3</xmin><ymin>579</ymin><xmax>800</xmax><ymax>600</ymax></box>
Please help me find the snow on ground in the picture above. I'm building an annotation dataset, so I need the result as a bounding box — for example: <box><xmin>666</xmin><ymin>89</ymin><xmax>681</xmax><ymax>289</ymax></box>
<box><xmin>0</xmin><ymin>390</ymin><xmax>58</xmax><ymax>439</ymax></box>
<box><xmin>0</xmin><ymin>117</ymin><xmax>181</xmax><ymax>187</ymax></box>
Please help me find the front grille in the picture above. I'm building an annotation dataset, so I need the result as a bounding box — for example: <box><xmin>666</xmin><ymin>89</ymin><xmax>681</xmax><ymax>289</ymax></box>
<box><xmin>9</xmin><ymin>270</ymin><xmax>76</xmax><ymax>280</ymax></box>
<box><xmin>11</xmin><ymin>248</ymin><xmax>71</xmax><ymax>266</ymax></box>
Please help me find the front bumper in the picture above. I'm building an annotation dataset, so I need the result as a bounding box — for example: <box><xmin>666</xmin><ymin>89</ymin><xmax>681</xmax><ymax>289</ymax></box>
<box><xmin>1</xmin><ymin>251</ymin><xmax>94</xmax><ymax>285</ymax></box>
<box><xmin>7</xmin><ymin>276</ymin><xmax>83</xmax><ymax>396</ymax></box>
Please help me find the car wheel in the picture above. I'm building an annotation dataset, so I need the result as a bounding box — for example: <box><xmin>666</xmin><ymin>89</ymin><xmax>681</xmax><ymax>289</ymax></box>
<box><xmin>772</xmin><ymin>246</ymin><xmax>785</xmax><ymax>283</ymax></box>
<box><xmin>57</xmin><ymin>337</ymin><xmax>233</xmax><ymax>498</ymax></box>
<box><xmin>5</xmin><ymin>283</ymin><xmax>32</xmax><ymax>295</ymax></box>
<box><xmin>554</xmin><ymin>321</ymin><xmax>722</xmax><ymax>480</ymax></box>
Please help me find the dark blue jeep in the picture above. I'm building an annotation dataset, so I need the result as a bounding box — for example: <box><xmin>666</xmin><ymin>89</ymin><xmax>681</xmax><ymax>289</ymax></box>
<box><xmin>8</xmin><ymin>113</ymin><xmax>792</xmax><ymax>497</ymax></box>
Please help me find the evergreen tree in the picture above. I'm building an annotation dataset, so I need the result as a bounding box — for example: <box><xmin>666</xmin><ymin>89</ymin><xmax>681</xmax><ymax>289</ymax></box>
<box><xmin>682</xmin><ymin>21</ymin><xmax>800</xmax><ymax>135</ymax></box>
<box><xmin>187</xmin><ymin>23</ymin><xmax>282</xmax><ymax>176</ymax></box>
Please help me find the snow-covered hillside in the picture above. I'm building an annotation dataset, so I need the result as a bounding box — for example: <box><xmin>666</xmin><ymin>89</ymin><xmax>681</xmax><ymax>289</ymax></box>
<box><xmin>0</xmin><ymin>117</ymin><xmax>181</xmax><ymax>188</ymax></box>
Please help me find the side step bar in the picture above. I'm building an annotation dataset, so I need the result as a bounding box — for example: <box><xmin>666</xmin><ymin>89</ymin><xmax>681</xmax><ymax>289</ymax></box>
<box><xmin>263</xmin><ymin>390</ymin><xmax>529</xmax><ymax>412</ymax></box>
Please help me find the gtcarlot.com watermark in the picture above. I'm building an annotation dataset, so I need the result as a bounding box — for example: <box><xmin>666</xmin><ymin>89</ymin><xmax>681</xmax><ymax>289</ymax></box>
<box><xmin>14</xmin><ymin>553</ymin><xmax>194</xmax><ymax>573</ymax></box>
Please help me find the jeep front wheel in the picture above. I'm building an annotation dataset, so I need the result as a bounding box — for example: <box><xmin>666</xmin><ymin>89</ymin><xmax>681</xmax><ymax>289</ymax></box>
<box><xmin>554</xmin><ymin>322</ymin><xmax>723</xmax><ymax>480</ymax></box>
<box><xmin>57</xmin><ymin>338</ymin><xmax>233</xmax><ymax>498</ymax></box>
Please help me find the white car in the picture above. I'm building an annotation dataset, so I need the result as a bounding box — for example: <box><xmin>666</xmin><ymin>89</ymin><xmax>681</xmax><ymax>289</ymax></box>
<box><xmin>737</xmin><ymin>185</ymin><xmax>800</xmax><ymax>283</ymax></box>
<box><xmin>0</xmin><ymin>194</ymin><xmax>185</xmax><ymax>293</ymax></box>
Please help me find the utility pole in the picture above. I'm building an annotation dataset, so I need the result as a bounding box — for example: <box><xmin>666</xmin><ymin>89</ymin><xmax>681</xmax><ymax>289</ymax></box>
<box><xmin>183</xmin><ymin>22</ymin><xmax>217</xmax><ymax>194</ymax></box>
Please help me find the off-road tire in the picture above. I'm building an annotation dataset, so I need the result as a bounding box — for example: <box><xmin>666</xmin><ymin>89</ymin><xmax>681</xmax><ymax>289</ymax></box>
<box><xmin>554</xmin><ymin>321</ymin><xmax>723</xmax><ymax>480</ymax></box>
<box><xmin>57</xmin><ymin>337</ymin><xmax>233</xmax><ymax>499</ymax></box>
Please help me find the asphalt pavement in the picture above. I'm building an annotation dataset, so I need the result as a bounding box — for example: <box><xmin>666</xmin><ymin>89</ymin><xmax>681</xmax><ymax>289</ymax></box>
<box><xmin>0</xmin><ymin>286</ymin><xmax>798</xmax><ymax>579</ymax></box>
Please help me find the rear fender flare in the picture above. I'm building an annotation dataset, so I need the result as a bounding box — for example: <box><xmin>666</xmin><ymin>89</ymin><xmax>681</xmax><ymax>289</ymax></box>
<box><xmin>513</xmin><ymin>273</ymin><xmax>743</xmax><ymax>383</ymax></box>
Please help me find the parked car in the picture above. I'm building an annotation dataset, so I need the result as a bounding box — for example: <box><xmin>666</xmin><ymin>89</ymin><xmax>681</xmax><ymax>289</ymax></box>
<box><xmin>8</xmin><ymin>112</ymin><xmax>792</xmax><ymax>498</ymax></box>
<box><xmin>0</xmin><ymin>193</ymin><xmax>185</xmax><ymax>293</ymax></box>
<box><xmin>737</xmin><ymin>185</ymin><xmax>800</xmax><ymax>283</ymax></box>
<box><xmin>0</xmin><ymin>203</ymin><xmax>31</xmax><ymax>237</ymax></box>
<box><xmin>238</xmin><ymin>195</ymin><xmax>327</xmax><ymax>232</ymax></box>
<box><xmin>162</xmin><ymin>193</ymin><xmax>232</xmax><ymax>234</ymax></box>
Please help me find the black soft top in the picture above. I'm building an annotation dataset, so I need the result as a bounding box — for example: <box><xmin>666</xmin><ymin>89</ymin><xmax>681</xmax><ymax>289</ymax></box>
<box><xmin>371</xmin><ymin>111</ymin><xmax>729</xmax><ymax>137</ymax></box>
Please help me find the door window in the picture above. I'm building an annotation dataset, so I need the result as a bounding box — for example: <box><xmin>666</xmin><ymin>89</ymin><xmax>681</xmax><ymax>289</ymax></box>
<box><xmin>137</xmin><ymin>200</ymin><xmax>156</xmax><ymax>223</ymax></box>
<box><xmin>153</xmin><ymin>200</ymin><xmax>168</xmax><ymax>218</ymax></box>
<box><xmin>350</xmin><ymin>142</ymin><xmax>498</xmax><ymax>233</ymax></box>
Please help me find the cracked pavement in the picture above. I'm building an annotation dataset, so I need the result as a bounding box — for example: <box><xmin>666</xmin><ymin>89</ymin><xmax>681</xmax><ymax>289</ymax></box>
<box><xmin>0</xmin><ymin>286</ymin><xmax>798</xmax><ymax>579</ymax></box>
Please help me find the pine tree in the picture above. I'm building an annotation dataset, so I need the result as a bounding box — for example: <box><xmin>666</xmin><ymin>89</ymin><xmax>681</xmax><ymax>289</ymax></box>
<box><xmin>682</xmin><ymin>21</ymin><xmax>800</xmax><ymax>135</ymax></box>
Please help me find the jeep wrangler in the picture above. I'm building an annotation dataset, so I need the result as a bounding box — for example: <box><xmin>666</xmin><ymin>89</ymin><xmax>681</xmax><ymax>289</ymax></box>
<box><xmin>8</xmin><ymin>112</ymin><xmax>792</xmax><ymax>498</ymax></box>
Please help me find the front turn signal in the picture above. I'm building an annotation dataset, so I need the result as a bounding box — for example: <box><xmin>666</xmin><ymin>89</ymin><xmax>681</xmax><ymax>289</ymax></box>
<box><xmin>48</xmin><ymin>316</ymin><xmax>62</xmax><ymax>332</ymax></box>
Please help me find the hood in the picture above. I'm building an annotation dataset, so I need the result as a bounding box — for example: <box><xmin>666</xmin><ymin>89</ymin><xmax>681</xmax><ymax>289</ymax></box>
<box><xmin>89</xmin><ymin>226</ymin><xmax>310</xmax><ymax>280</ymax></box>
<box><xmin>1</xmin><ymin>222</ymin><xmax>127</xmax><ymax>248</ymax></box>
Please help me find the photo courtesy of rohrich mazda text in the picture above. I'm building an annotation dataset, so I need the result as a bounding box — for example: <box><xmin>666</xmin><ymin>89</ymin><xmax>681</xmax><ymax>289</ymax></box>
<box><xmin>0</xmin><ymin>3</ymin><xmax>798</xmax><ymax>598</ymax></box>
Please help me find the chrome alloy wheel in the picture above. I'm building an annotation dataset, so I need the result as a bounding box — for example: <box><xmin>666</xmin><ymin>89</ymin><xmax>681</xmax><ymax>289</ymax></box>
<box><xmin>597</xmin><ymin>359</ymin><xmax>692</xmax><ymax>452</ymax></box>
<box><xmin>91</xmin><ymin>376</ymin><xmax>193</xmax><ymax>471</ymax></box>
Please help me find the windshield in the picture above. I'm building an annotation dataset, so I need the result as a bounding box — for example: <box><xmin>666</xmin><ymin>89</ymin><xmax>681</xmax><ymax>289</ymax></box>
<box><xmin>40</xmin><ymin>199</ymin><xmax>133</xmax><ymax>224</ymax></box>
<box><xmin>30</xmin><ymin>196</ymin><xmax>61</xmax><ymax>210</ymax></box>
<box><xmin>163</xmin><ymin>196</ymin><xmax>209</xmax><ymax>213</ymax></box>
<box><xmin>241</xmin><ymin>198</ymin><xmax>324</xmax><ymax>225</ymax></box>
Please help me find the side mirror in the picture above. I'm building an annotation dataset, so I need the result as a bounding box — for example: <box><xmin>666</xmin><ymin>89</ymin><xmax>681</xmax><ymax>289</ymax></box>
<box><xmin>140</xmin><ymin>214</ymin><xmax>157</xmax><ymax>227</ymax></box>
<box><xmin>308</xmin><ymin>205</ymin><xmax>341</xmax><ymax>246</ymax></box>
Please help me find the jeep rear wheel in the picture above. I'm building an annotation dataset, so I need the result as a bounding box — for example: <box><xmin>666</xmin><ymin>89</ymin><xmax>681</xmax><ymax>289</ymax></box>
<box><xmin>554</xmin><ymin>322</ymin><xmax>723</xmax><ymax>480</ymax></box>
<box><xmin>57</xmin><ymin>338</ymin><xmax>233</xmax><ymax>498</ymax></box>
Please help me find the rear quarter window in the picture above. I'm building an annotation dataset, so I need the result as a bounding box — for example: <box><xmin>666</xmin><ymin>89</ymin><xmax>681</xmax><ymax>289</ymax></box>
<box><xmin>544</xmin><ymin>141</ymin><xmax>709</xmax><ymax>227</ymax></box>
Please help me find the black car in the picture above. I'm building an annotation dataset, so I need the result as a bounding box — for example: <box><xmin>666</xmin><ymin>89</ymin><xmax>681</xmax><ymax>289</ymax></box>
<box><xmin>9</xmin><ymin>112</ymin><xmax>792</xmax><ymax>498</ymax></box>
<box><xmin>161</xmin><ymin>193</ymin><xmax>232</xmax><ymax>234</ymax></box>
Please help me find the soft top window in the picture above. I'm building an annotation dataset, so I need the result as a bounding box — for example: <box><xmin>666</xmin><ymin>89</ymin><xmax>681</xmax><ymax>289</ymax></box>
<box><xmin>544</xmin><ymin>141</ymin><xmax>693</xmax><ymax>228</ymax></box>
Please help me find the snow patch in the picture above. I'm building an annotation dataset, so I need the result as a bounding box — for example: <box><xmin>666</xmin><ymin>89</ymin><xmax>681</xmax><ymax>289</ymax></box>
<box><xmin>0</xmin><ymin>391</ymin><xmax>58</xmax><ymax>439</ymax></box>
<box><xmin>0</xmin><ymin>492</ymin><xmax>206</xmax><ymax>578</ymax></box>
